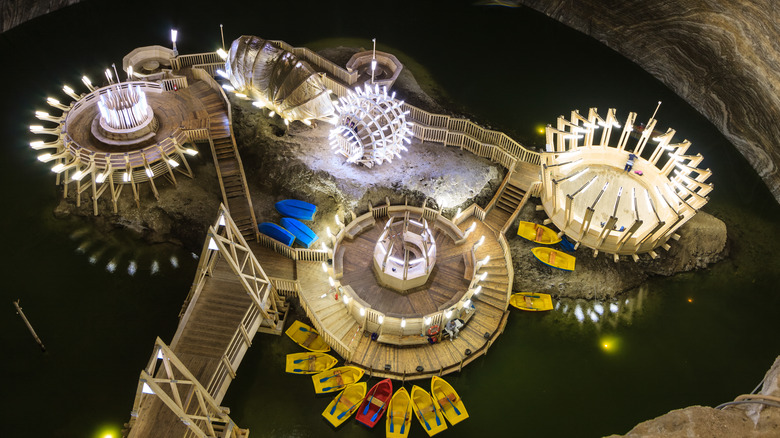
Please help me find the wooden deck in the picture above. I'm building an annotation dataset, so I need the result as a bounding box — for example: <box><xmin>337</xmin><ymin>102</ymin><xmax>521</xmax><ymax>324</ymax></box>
<box><xmin>129</xmin><ymin>254</ymin><xmax>255</xmax><ymax>438</ymax></box>
<box><xmin>339</xmin><ymin>222</ymin><xmax>471</xmax><ymax>316</ymax></box>
<box><xmin>290</xmin><ymin>214</ymin><xmax>512</xmax><ymax>380</ymax></box>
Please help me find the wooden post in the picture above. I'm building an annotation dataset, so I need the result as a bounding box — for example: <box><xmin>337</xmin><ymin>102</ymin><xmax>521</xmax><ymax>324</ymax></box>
<box><xmin>13</xmin><ymin>300</ymin><xmax>46</xmax><ymax>352</ymax></box>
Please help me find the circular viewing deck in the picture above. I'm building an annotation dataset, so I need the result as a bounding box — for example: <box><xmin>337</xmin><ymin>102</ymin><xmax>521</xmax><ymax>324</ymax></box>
<box><xmin>295</xmin><ymin>204</ymin><xmax>514</xmax><ymax>380</ymax></box>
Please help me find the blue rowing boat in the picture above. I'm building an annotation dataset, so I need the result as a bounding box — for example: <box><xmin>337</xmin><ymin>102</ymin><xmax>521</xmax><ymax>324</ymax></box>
<box><xmin>280</xmin><ymin>217</ymin><xmax>319</xmax><ymax>248</ymax></box>
<box><xmin>275</xmin><ymin>199</ymin><xmax>317</xmax><ymax>221</ymax></box>
<box><xmin>258</xmin><ymin>222</ymin><xmax>295</xmax><ymax>246</ymax></box>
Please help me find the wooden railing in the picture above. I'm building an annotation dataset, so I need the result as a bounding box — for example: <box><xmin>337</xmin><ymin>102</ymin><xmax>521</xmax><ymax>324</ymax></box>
<box><xmin>192</xmin><ymin>62</ymin><xmax>224</xmax><ymax>77</ymax></box>
<box><xmin>296</xmin><ymin>289</ymin><xmax>353</xmax><ymax>361</ymax></box>
<box><xmin>269</xmin><ymin>277</ymin><xmax>300</xmax><ymax>298</ymax></box>
<box><xmin>204</xmin><ymin>303</ymin><xmax>261</xmax><ymax>400</ymax></box>
<box><xmin>270</xmin><ymin>40</ymin><xmax>359</xmax><ymax>85</ymax></box>
<box><xmin>160</xmin><ymin>75</ymin><xmax>188</xmax><ymax>91</ymax></box>
<box><xmin>256</xmin><ymin>233</ymin><xmax>330</xmax><ymax>262</ymax></box>
<box><xmin>171</xmin><ymin>52</ymin><xmax>223</xmax><ymax>70</ymax></box>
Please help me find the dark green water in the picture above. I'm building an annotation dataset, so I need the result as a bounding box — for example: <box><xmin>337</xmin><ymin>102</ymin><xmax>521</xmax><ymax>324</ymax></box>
<box><xmin>1</xmin><ymin>1</ymin><xmax>778</xmax><ymax>437</ymax></box>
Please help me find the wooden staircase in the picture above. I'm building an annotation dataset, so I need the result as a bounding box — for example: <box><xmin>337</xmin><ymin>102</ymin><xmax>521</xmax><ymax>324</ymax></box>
<box><xmin>191</xmin><ymin>81</ymin><xmax>257</xmax><ymax>239</ymax></box>
<box><xmin>484</xmin><ymin>173</ymin><xmax>528</xmax><ymax>234</ymax></box>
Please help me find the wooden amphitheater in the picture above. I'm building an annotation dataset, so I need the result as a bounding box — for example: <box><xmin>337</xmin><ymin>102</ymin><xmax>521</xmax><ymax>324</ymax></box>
<box><xmin>119</xmin><ymin>41</ymin><xmax>545</xmax><ymax>437</ymax></box>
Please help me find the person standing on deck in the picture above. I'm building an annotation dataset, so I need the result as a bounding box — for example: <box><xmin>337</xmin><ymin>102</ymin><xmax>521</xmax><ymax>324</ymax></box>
<box><xmin>624</xmin><ymin>153</ymin><xmax>637</xmax><ymax>172</ymax></box>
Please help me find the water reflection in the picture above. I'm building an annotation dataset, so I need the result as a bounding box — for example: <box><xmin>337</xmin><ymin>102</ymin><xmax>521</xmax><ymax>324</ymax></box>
<box><xmin>550</xmin><ymin>284</ymin><xmax>649</xmax><ymax>329</ymax></box>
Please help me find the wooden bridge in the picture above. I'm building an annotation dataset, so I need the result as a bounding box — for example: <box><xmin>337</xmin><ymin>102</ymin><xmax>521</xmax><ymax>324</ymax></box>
<box><xmin>126</xmin><ymin>205</ymin><xmax>286</xmax><ymax>438</ymax></box>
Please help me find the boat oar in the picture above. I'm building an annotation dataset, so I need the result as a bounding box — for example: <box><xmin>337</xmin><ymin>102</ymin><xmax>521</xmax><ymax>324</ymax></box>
<box><xmin>400</xmin><ymin>412</ymin><xmax>409</xmax><ymax>434</ymax></box>
<box><xmin>319</xmin><ymin>371</ymin><xmax>341</xmax><ymax>382</ymax></box>
<box><xmin>416</xmin><ymin>407</ymin><xmax>431</xmax><ymax>431</ymax></box>
<box><xmin>293</xmin><ymin>355</ymin><xmax>316</xmax><ymax>364</ymax></box>
<box><xmin>299</xmin><ymin>326</ymin><xmax>317</xmax><ymax>333</ymax></box>
<box><xmin>330</xmin><ymin>392</ymin><xmax>344</xmax><ymax>415</ymax></box>
<box><xmin>370</xmin><ymin>403</ymin><xmax>384</xmax><ymax>423</ymax></box>
<box><xmin>389</xmin><ymin>410</ymin><xmax>394</xmax><ymax>433</ymax></box>
<box><xmin>337</xmin><ymin>400</ymin><xmax>360</xmax><ymax>420</ymax></box>
<box><xmin>436</xmin><ymin>390</ymin><xmax>461</xmax><ymax>416</ymax></box>
<box><xmin>431</xmin><ymin>403</ymin><xmax>441</xmax><ymax>426</ymax></box>
<box><xmin>363</xmin><ymin>387</ymin><xmax>377</xmax><ymax>415</ymax></box>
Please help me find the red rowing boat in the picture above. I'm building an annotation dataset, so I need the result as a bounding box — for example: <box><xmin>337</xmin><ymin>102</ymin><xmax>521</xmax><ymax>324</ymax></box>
<box><xmin>355</xmin><ymin>378</ymin><xmax>393</xmax><ymax>428</ymax></box>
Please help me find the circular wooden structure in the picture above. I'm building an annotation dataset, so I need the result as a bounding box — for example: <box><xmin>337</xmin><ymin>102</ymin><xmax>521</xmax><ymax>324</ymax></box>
<box><xmin>540</xmin><ymin>107</ymin><xmax>713</xmax><ymax>259</ymax></box>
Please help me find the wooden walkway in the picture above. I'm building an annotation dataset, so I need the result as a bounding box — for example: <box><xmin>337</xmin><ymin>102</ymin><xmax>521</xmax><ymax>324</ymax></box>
<box><xmin>129</xmin><ymin>254</ymin><xmax>255</xmax><ymax>437</ymax></box>
<box><xmin>189</xmin><ymin>81</ymin><xmax>257</xmax><ymax>240</ymax></box>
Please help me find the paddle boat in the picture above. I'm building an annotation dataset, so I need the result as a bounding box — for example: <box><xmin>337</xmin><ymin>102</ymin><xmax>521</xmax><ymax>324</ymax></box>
<box><xmin>312</xmin><ymin>366</ymin><xmax>365</xmax><ymax>394</ymax></box>
<box><xmin>386</xmin><ymin>387</ymin><xmax>413</xmax><ymax>438</ymax></box>
<box><xmin>431</xmin><ymin>376</ymin><xmax>469</xmax><ymax>426</ymax></box>
<box><xmin>356</xmin><ymin>378</ymin><xmax>392</xmax><ymax>428</ymax></box>
<box><xmin>257</xmin><ymin>222</ymin><xmax>295</xmax><ymax>247</ymax></box>
<box><xmin>509</xmin><ymin>292</ymin><xmax>554</xmax><ymax>311</ymax></box>
<box><xmin>322</xmin><ymin>382</ymin><xmax>367</xmax><ymax>427</ymax></box>
<box><xmin>411</xmin><ymin>385</ymin><xmax>447</xmax><ymax>436</ymax></box>
<box><xmin>531</xmin><ymin>247</ymin><xmax>576</xmax><ymax>271</ymax></box>
<box><xmin>285</xmin><ymin>352</ymin><xmax>338</xmax><ymax>374</ymax></box>
<box><xmin>280</xmin><ymin>217</ymin><xmax>319</xmax><ymax>248</ymax></box>
<box><xmin>275</xmin><ymin>199</ymin><xmax>317</xmax><ymax>221</ymax></box>
<box><xmin>517</xmin><ymin>221</ymin><xmax>561</xmax><ymax>244</ymax></box>
<box><xmin>284</xmin><ymin>320</ymin><xmax>330</xmax><ymax>352</ymax></box>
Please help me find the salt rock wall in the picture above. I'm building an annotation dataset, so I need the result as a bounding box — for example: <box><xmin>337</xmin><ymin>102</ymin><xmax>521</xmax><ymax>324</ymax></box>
<box><xmin>0</xmin><ymin>0</ymin><xmax>81</xmax><ymax>32</ymax></box>
<box><xmin>518</xmin><ymin>0</ymin><xmax>780</xmax><ymax>203</ymax></box>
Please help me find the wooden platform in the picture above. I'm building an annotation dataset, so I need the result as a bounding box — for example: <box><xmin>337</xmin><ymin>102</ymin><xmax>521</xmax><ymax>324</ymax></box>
<box><xmin>129</xmin><ymin>254</ymin><xmax>255</xmax><ymax>437</ymax></box>
<box><xmin>291</xmin><ymin>214</ymin><xmax>512</xmax><ymax>381</ymax></box>
<box><xmin>339</xmin><ymin>222</ymin><xmax>470</xmax><ymax>316</ymax></box>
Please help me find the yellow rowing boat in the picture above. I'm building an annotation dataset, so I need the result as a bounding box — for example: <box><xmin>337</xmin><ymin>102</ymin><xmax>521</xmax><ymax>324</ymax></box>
<box><xmin>517</xmin><ymin>221</ymin><xmax>561</xmax><ymax>244</ymax></box>
<box><xmin>431</xmin><ymin>376</ymin><xmax>469</xmax><ymax>426</ymax></box>
<box><xmin>411</xmin><ymin>385</ymin><xmax>447</xmax><ymax>436</ymax></box>
<box><xmin>312</xmin><ymin>366</ymin><xmax>365</xmax><ymax>394</ymax></box>
<box><xmin>285</xmin><ymin>352</ymin><xmax>338</xmax><ymax>374</ymax></box>
<box><xmin>531</xmin><ymin>247</ymin><xmax>575</xmax><ymax>271</ymax></box>
<box><xmin>322</xmin><ymin>382</ymin><xmax>367</xmax><ymax>427</ymax></box>
<box><xmin>285</xmin><ymin>320</ymin><xmax>330</xmax><ymax>352</ymax></box>
<box><xmin>509</xmin><ymin>292</ymin><xmax>554</xmax><ymax>311</ymax></box>
<box><xmin>386</xmin><ymin>387</ymin><xmax>413</xmax><ymax>438</ymax></box>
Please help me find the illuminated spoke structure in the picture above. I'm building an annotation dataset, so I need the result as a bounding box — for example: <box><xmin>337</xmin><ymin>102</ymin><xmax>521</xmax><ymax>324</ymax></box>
<box><xmin>221</xmin><ymin>35</ymin><xmax>336</xmax><ymax>125</ymax></box>
<box><xmin>330</xmin><ymin>83</ymin><xmax>413</xmax><ymax>167</ymax></box>
<box><xmin>373</xmin><ymin>213</ymin><xmax>436</xmax><ymax>292</ymax></box>
<box><xmin>539</xmin><ymin>106</ymin><xmax>713</xmax><ymax>260</ymax></box>
<box><xmin>30</xmin><ymin>74</ymin><xmax>199</xmax><ymax>215</ymax></box>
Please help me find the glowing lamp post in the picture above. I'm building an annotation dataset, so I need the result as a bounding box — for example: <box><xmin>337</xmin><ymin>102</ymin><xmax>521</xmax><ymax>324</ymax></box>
<box><xmin>171</xmin><ymin>29</ymin><xmax>178</xmax><ymax>57</ymax></box>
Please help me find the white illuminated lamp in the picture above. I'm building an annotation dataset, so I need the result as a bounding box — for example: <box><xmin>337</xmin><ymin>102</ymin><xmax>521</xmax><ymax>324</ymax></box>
<box><xmin>463</xmin><ymin>299</ymin><xmax>471</xmax><ymax>308</ymax></box>
<box><xmin>235</xmin><ymin>93</ymin><xmax>247</xmax><ymax>99</ymax></box>
<box><xmin>359</xmin><ymin>307</ymin><xmax>366</xmax><ymax>316</ymax></box>
<box><xmin>96</xmin><ymin>172</ymin><xmax>107</xmax><ymax>183</ymax></box>
<box><xmin>141</xmin><ymin>382</ymin><xmax>155</xmax><ymax>395</ymax></box>
<box><xmin>82</xmin><ymin>76</ymin><xmax>94</xmax><ymax>92</ymax></box>
<box><xmin>479</xmin><ymin>272</ymin><xmax>488</xmax><ymax>281</ymax></box>
<box><xmin>216</xmin><ymin>48</ymin><xmax>228</xmax><ymax>60</ymax></box>
<box><xmin>473</xmin><ymin>285</ymin><xmax>482</xmax><ymax>295</ymax></box>
<box><xmin>222</xmin><ymin>84</ymin><xmax>235</xmax><ymax>92</ymax></box>
<box><xmin>328</xmin><ymin>276</ymin><xmax>335</xmax><ymax>287</ymax></box>
<box><xmin>377</xmin><ymin>315</ymin><xmax>384</xmax><ymax>324</ymax></box>
<box><xmin>145</xmin><ymin>168</ymin><xmax>154</xmax><ymax>178</ymax></box>
<box><xmin>454</xmin><ymin>207</ymin><xmax>462</xmax><ymax>219</ymax></box>
<box><xmin>63</xmin><ymin>85</ymin><xmax>80</xmax><ymax>100</ymax></box>
<box><xmin>156</xmin><ymin>349</ymin><xmax>164</xmax><ymax>359</ymax></box>
<box><xmin>445</xmin><ymin>309</ymin><xmax>453</xmax><ymax>319</ymax></box>
<box><xmin>171</xmin><ymin>29</ymin><xmax>178</xmax><ymax>56</ymax></box>
<box><xmin>123</xmin><ymin>172</ymin><xmax>130</xmax><ymax>182</ymax></box>
<box><xmin>400</xmin><ymin>318</ymin><xmax>406</xmax><ymax>328</ymax></box>
<box><xmin>342</xmin><ymin>295</ymin><xmax>349</xmax><ymax>305</ymax></box>
<box><xmin>127</xmin><ymin>66</ymin><xmax>134</xmax><ymax>80</ymax></box>
<box><xmin>474</xmin><ymin>235</ymin><xmax>485</xmax><ymax>249</ymax></box>
<box><xmin>321</xmin><ymin>242</ymin><xmax>328</xmax><ymax>252</ymax></box>
<box><xmin>184</xmin><ymin>148</ymin><xmax>198</xmax><ymax>156</ymax></box>
<box><xmin>326</xmin><ymin>226</ymin><xmax>333</xmax><ymax>238</ymax></box>
<box><xmin>218</xmin><ymin>214</ymin><xmax>226</xmax><ymax>227</ymax></box>
<box><xmin>424</xmin><ymin>316</ymin><xmax>431</xmax><ymax>325</ymax></box>
<box><xmin>335</xmin><ymin>213</ymin><xmax>343</xmax><ymax>227</ymax></box>
<box><xmin>216</xmin><ymin>69</ymin><xmax>229</xmax><ymax>79</ymax></box>
<box><xmin>105</xmin><ymin>68</ymin><xmax>113</xmax><ymax>84</ymax></box>
<box><xmin>321</xmin><ymin>262</ymin><xmax>328</xmax><ymax>272</ymax></box>
<box><xmin>167</xmin><ymin>159</ymin><xmax>179</xmax><ymax>167</ymax></box>
<box><xmin>208</xmin><ymin>237</ymin><xmax>219</xmax><ymax>250</ymax></box>
<box><xmin>37</xmin><ymin>153</ymin><xmax>51</xmax><ymax>162</ymax></box>
<box><xmin>51</xmin><ymin>163</ymin><xmax>65</xmax><ymax>173</ymax></box>
<box><xmin>479</xmin><ymin>255</ymin><xmax>491</xmax><ymax>265</ymax></box>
